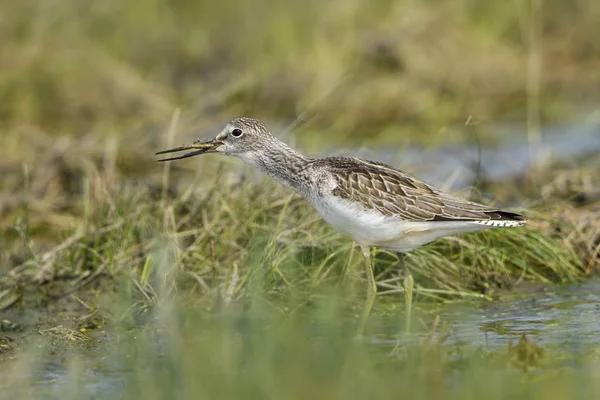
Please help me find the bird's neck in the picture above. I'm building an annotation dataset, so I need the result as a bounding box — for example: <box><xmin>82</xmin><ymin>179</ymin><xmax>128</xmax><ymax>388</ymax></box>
<box><xmin>238</xmin><ymin>142</ymin><xmax>312</xmax><ymax>193</ymax></box>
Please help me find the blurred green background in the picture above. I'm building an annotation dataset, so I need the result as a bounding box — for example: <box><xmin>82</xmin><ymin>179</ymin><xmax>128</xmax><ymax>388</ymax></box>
<box><xmin>1</xmin><ymin>0</ymin><xmax>599</xmax><ymax>145</ymax></box>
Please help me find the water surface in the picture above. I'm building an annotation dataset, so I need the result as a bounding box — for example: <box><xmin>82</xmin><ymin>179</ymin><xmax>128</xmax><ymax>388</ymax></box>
<box><xmin>3</xmin><ymin>279</ymin><xmax>600</xmax><ymax>397</ymax></box>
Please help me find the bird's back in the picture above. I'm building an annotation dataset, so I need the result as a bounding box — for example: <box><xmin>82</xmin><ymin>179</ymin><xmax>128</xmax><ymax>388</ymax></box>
<box><xmin>302</xmin><ymin>156</ymin><xmax>526</xmax><ymax>251</ymax></box>
<box><xmin>311</xmin><ymin>156</ymin><xmax>525</xmax><ymax>224</ymax></box>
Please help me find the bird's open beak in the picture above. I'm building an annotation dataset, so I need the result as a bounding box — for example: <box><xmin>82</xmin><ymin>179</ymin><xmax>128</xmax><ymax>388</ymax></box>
<box><xmin>155</xmin><ymin>139</ymin><xmax>222</xmax><ymax>162</ymax></box>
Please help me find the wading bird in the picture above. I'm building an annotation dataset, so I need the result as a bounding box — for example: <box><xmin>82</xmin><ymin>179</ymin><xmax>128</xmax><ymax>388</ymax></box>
<box><xmin>156</xmin><ymin>118</ymin><xmax>526</xmax><ymax>332</ymax></box>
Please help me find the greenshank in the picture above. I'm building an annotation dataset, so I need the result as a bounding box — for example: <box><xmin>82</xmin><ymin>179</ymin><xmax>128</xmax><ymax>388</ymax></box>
<box><xmin>156</xmin><ymin>117</ymin><xmax>526</xmax><ymax>328</ymax></box>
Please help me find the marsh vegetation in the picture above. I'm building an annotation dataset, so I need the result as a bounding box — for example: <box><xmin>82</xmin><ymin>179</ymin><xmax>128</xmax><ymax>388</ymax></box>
<box><xmin>1</xmin><ymin>0</ymin><xmax>600</xmax><ymax>398</ymax></box>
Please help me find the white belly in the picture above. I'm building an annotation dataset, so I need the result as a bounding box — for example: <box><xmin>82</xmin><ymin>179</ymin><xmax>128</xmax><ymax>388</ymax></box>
<box><xmin>310</xmin><ymin>194</ymin><xmax>490</xmax><ymax>253</ymax></box>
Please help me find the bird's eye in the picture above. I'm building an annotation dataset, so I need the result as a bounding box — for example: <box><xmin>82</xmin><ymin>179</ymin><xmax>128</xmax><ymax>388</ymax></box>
<box><xmin>231</xmin><ymin>128</ymin><xmax>243</xmax><ymax>137</ymax></box>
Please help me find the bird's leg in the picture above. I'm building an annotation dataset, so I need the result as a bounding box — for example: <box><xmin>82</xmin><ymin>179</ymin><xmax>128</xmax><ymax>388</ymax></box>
<box><xmin>357</xmin><ymin>244</ymin><xmax>377</xmax><ymax>336</ymax></box>
<box><xmin>399</xmin><ymin>253</ymin><xmax>414</xmax><ymax>335</ymax></box>
<box><xmin>390</xmin><ymin>253</ymin><xmax>414</xmax><ymax>354</ymax></box>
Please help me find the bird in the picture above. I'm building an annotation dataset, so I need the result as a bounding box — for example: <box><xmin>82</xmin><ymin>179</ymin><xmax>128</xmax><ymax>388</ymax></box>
<box><xmin>156</xmin><ymin>117</ymin><xmax>527</xmax><ymax>332</ymax></box>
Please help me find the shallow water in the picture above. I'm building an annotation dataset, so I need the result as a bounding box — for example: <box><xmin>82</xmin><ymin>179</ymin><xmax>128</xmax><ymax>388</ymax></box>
<box><xmin>372</xmin><ymin>280</ymin><xmax>600</xmax><ymax>353</ymax></box>
<box><xmin>441</xmin><ymin>281</ymin><xmax>600</xmax><ymax>350</ymax></box>
<box><xmin>348</xmin><ymin>113</ymin><xmax>600</xmax><ymax>188</ymax></box>
<box><xmin>3</xmin><ymin>280</ymin><xmax>600</xmax><ymax>396</ymax></box>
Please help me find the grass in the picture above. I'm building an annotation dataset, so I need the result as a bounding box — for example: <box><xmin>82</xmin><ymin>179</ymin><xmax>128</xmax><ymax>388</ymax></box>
<box><xmin>2</xmin><ymin>152</ymin><xmax>597</xmax><ymax>315</ymax></box>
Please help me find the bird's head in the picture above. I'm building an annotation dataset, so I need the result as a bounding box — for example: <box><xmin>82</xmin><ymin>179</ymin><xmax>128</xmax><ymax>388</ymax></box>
<box><xmin>156</xmin><ymin>117</ymin><xmax>273</xmax><ymax>162</ymax></box>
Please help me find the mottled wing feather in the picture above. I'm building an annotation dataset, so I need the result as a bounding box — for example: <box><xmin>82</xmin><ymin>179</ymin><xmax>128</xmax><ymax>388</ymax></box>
<box><xmin>322</xmin><ymin>157</ymin><xmax>524</xmax><ymax>222</ymax></box>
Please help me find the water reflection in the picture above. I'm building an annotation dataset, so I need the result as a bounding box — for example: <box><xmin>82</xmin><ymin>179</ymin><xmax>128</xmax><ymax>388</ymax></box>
<box><xmin>374</xmin><ymin>280</ymin><xmax>600</xmax><ymax>351</ymax></box>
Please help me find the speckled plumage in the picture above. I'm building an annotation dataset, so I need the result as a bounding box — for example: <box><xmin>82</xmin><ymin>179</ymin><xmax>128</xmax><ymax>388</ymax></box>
<box><xmin>318</xmin><ymin>156</ymin><xmax>524</xmax><ymax>224</ymax></box>
<box><xmin>157</xmin><ymin>117</ymin><xmax>526</xmax><ymax>253</ymax></box>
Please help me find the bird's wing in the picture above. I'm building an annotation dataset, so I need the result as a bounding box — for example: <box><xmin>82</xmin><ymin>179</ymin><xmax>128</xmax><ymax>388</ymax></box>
<box><xmin>323</xmin><ymin>157</ymin><xmax>524</xmax><ymax>222</ymax></box>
